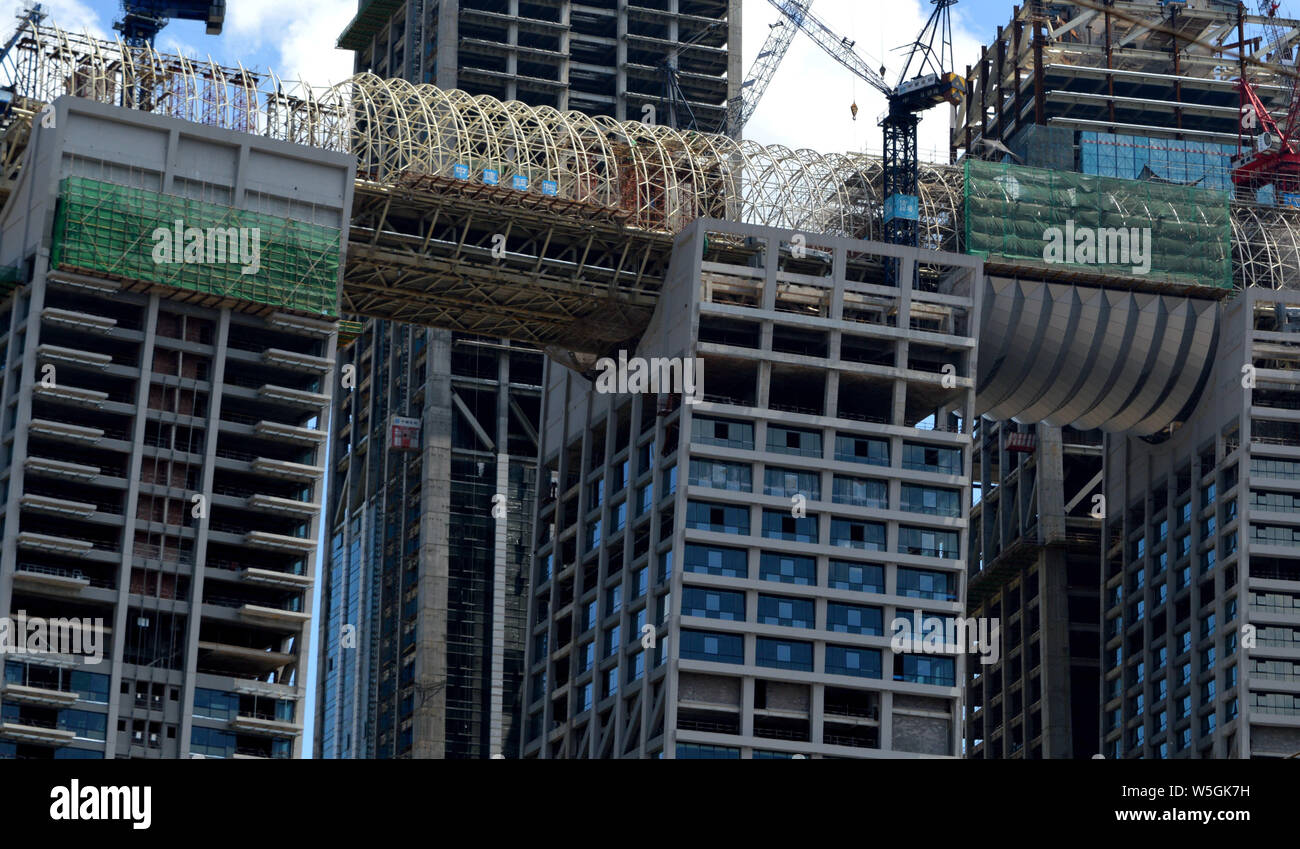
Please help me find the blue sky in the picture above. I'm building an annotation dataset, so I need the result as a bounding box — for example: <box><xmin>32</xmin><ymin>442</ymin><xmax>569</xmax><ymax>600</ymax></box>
<box><xmin>29</xmin><ymin>0</ymin><xmax>1014</xmax><ymax>756</ymax></box>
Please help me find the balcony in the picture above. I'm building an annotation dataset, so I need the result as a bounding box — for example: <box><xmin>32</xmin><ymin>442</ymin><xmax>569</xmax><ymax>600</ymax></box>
<box><xmin>257</xmin><ymin>385</ymin><xmax>329</xmax><ymax>408</ymax></box>
<box><xmin>41</xmin><ymin>306</ymin><xmax>116</xmax><ymax>333</ymax></box>
<box><xmin>12</xmin><ymin>563</ymin><xmax>92</xmax><ymax>594</ymax></box>
<box><xmin>19</xmin><ymin>493</ymin><xmax>97</xmax><ymax>518</ymax></box>
<box><xmin>238</xmin><ymin>567</ymin><xmax>313</xmax><ymax>591</ymax></box>
<box><xmin>229</xmin><ymin>712</ymin><xmax>302</xmax><ymax>736</ymax></box>
<box><xmin>197</xmin><ymin>641</ymin><xmax>294</xmax><ymax>675</ymax></box>
<box><xmin>0</xmin><ymin>718</ymin><xmax>76</xmax><ymax>745</ymax></box>
<box><xmin>268</xmin><ymin>312</ymin><xmax>335</xmax><ymax>337</ymax></box>
<box><xmin>243</xmin><ymin>530</ymin><xmax>318</xmax><ymax>554</ymax></box>
<box><xmin>16</xmin><ymin>531</ymin><xmax>94</xmax><ymax>558</ymax></box>
<box><xmin>0</xmin><ymin>681</ymin><xmax>80</xmax><ymax>708</ymax></box>
<box><xmin>245</xmin><ymin>493</ymin><xmax>320</xmax><ymax>518</ymax></box>
<box><xmin>263</xmin><ymin>348</ymin><xmax>331</xmax><ymax>373</ymax></box>
<box><xmin>24</xmin><ymin>456</ymin><xmax>100</xmax><ymax>481</ymax></box>
<box><xmin>31</xmin><ymin>382</ymin><xmax>108</xmax><ymax>408</ymax></box>
<box><xmin>254</xmin><ymin>420</ymin><xmax>328</xmax><ymax>446</ymax></box>
<box><xmin>27</xmin><ymin>419</ymin><xmax>104</xmax><ymax>444</ymax></box>
<box><xmin>36</xmin><ymin>343</ymin><xmax>112</xmax><ymax>370</ymax></box>
<box><xmin>249</xmin><ymin>457</ymin><xmax>324</xmax><ymax>482</ymax></box>
<box><xmin>238</xmin><ymin>603</ymin><xmax>311</xmax><ymax>627</ymax></box>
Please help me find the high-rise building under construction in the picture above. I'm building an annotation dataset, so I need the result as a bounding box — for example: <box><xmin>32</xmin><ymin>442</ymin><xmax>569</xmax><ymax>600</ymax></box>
<box><xmin>955</xmin><ymin>0</ymin><xmax>1300</xmax><ymax>759</ymax></box>
<box><xmin>315</xmin><ymin>0</ymin><xmax>743</xmax><ymax>758</ymax></box>
<box><xmin>0</xmin><ymin>90</ymin><xmax>352</xmax><ymax>759</ymax></box>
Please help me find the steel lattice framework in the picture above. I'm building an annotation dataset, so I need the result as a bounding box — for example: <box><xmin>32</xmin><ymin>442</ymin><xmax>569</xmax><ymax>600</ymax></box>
<box><xmin>2</xmin><ymin>21</ymin><xmax>1298</xmax><ymax>351</ymax></box>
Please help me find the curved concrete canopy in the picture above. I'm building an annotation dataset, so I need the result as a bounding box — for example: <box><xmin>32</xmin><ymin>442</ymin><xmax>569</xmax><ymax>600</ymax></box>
<box><xmin>976</xmin><ymin>277</ymin><xmax>1219</xmax><ymax>436</ymax></box>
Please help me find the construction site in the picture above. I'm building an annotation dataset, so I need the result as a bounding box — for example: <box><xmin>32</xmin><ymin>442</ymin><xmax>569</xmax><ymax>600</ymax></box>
<box><xmin>0</xmin><ymin>0</ymin><xmax>1297</xmax><ymax>759</ymax></box>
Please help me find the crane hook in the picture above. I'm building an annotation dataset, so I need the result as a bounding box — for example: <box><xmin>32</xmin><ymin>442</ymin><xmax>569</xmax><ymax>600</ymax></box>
<box><xmin>851</xmin><ymin>101</ymin><xmax>859</xmax><ymax>120</ymax></box>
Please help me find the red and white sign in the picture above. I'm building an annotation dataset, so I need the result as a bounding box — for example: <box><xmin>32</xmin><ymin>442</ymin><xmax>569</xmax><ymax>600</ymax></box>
<box><xmin>389</xmin><ymin>416</ymin><xmax>421</xmax><ymax>451</ymax></box>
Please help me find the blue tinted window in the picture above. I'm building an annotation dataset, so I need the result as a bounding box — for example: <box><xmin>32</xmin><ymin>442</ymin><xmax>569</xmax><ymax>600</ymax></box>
<box><xmin>681</xmin><ymin>587</ymin><xmax>746</xmax><ymax>621</ymax></box>
<box><xmin>686</xmin><ymin>500</ymin><xmax>750</xmax><ymax>534</ymax></box>
<box><xmin>827</xmin><ymin>602</ymin><xmax>883</xmax><ymax>635</ymax></box>
<box><xmin>683</xmin><ymin>544</ymin><xmax>748</xmax><ymax>578</ymax></box>
<box><xmin>680</xmin><ymin>630</ymin><xmax>744</xmax><ymax>664</ymax></box>
<box><xmin>826</xmin><ymin>645</ymin><xmax>882</xmax><ymax>678</ymax></box>
<box><xmin>828</xmin><ymin>560</ymin><xmax>885</xmax><ymax>593</ymax></box>
<box><xmin>761</xmin><ymin>509</ymin><xmax>817</xmax><ymax>542</ymax></box>
<box><xmin>756</xmin><ymin>638</ymin><xmax>813</xmax><ymax>671</ymax></box>
<box><xmin>760</xmin><ymin>552</ymin><xmax>816</xmax><ymax>585</ymax></box>
<box><xmin>757</xmin><ymin>595</ymin><xmax>815</xmax><ymax>628</ymax></box>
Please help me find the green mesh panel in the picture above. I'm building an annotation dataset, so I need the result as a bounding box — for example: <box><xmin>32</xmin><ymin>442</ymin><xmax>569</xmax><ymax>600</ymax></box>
<box><xmin>964</xmin><ymin>159</ymin><xmax>1232</xmax><ymax>289</ymax></box>
<box><xmin>50</xmin><ymin>176</ymin><xmax>341</xmax><ymax>316</ymax></box>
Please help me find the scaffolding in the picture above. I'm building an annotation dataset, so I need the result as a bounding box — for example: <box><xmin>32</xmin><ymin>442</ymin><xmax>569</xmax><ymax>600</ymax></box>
<box><xmin>51</xmin><ymin>176</ymin><xmax>341</xmax><ymax>316</ymax></box>
<box><xmin>5</xmin><ymin>20</ymin><xmax>1300</xmax><ymax>293</ymax></box>
<box><xmin>965</xmin><ymin>158</ymin><xmax>1233</xmax><ymax>289</ymax></box>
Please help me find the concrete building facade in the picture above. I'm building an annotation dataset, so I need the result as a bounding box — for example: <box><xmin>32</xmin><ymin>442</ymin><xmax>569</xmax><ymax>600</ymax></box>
<box><xmin>316</xmin><ymin>0</ymin><xmax>742</xmax><ymax>758</ymax></box>
<box><xmin>0</xmin><ymin>97</ymin><xmax>352</xmax><ymax>759</ymax></box>
<box><xmin>1103</xmin><ymin>287</ymin><xmax>1300</xmax><ymax>759</ymax></box>
<box><xmin>521</xmin><ymin>218</ymin><xmax>981</xmax><ymax>758</ymax></box>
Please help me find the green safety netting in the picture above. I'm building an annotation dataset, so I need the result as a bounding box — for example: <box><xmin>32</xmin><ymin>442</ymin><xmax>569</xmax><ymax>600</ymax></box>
<box><xmin>50</xmin><ymin>176</ymin><xmax>341</xmax><ymax>316</ymax></box>
<box><xmin>964</xmin><ymin>158</ymin><xmax>1232</xmax><ymax>289</ymax></box>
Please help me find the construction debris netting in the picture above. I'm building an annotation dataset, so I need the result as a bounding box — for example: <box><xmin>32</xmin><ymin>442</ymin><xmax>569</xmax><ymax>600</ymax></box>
<box><xmin>964</xmin><ymin>159</ymin><xmax>1233</xmax><ymax>290</ymax></box>
<box><xmin>50</xmin><ymin>177</ymin><xmax>341</xmax><ymax>316</ymax></box>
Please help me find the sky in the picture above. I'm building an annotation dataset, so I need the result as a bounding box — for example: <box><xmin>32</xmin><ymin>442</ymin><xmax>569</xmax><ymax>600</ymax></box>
<box><xmin>24</xmin><ymin>0</ymin><xmax>1014</xmax><ymax>755</ymax></box>
<box><xmin>39</xmin><ymin>0</ymin><xmax>1011</xmax><ymax>158</ymax></box>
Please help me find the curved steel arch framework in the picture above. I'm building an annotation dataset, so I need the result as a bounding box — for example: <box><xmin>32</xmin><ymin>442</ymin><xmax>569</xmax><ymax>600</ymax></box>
<box><xmin>6</xmin><ymin>23</ymin><xmax>1300</xmax><ymax>290</ymax></box>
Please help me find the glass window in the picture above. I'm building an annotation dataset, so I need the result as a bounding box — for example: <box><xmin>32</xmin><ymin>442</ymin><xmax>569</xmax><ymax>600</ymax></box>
<box><xmin>679</xmin><ymin>629</ymin><xmax>744</xmax><ymax>664</ymax></box>
<box><xmin>767</xmin><ymin>425</ymin><xmax>822</xmax><ymax>458</ymax></box>
<box><xmin>760</xmin><ymin>552</ymin><xmax>816</xmax><ymax>585</ymax></box>
<box><xmin>901</xmin><ymin>442</ymin><xmax>961</xmax><ymax>474</ymax></box>
<box><xmin>761</xmin><ymin>509</ymin><xmax>817</xmax><ymax>542</ymax></box>
<box><xmin>681</xmin><ymin>587</ymin><xmax>745</xmax><ymax>621</ymax></box>
<box><xmin>828</xmin><ymin>560</ymin><xmax>885</xmax><ymax>593</ymax></box>
<box><xmin>676</xmin><ymin>743</ymin><xmax>740</xmax><ymax>759</ymax></box>
<box><xmin>831</xmin><ymin>474</ymin><xmax>887</xmax><ymax>508</ymax></box>
<box><xmin>686</xmin><ymin>500</ymin><xmax>749</xmax><ymax>535</ymax></box>
<box><xmin>755</xmin><ymin>638</ymin><xmax>813</xmax><ymax>671</ymax></box>
<box><xmin>898</xmin><ymin>525</ymin><xmax>961</xmax><ymax>559</ymax></box>
<box><xmin>829</xmin><ymin>518</ymin><xmax>887</xmax><ymax>551</ymax></box>
<box><xmin>898</xmin><ymin>654</ymin><xmax>955</xmax><ymax>686</ymax></box>
<box><xmin>834</xmin><ymin>435</ymin><xmax>889</xmax><ymax>466</ymax></box>
<box><xmin>757</xmin><ymin>595</ymin><xmax>815</xmax><ymax>628</ymax></box>
<box><xmin>827</xmin><ymin>602</ymin><xmax>883</xmax><ymax>635</ymax></box>
<box><xmin>897</xmin><ymin>567</ymin><xmax>956</xmax><ymax>601</ymax></box>
<box><xmin>688</xmin><ymin>459</ymin><xmax>752</xmax><ymax>492</ymax></box>
<box><xmin>764</xmin><ymin>466</ymin><xmax>821</xmax><ymax>500</ymax></box>
<box><xmin>193</xmin><ymin>688</ymin><xmax>239</xmax><ymax>721</ymax></box>
<box><xmin>900</xmin><ymin>483</ymin><xmax>961</xmax><ymax>517</ymax></box>
<box><xmin>683</xmin><ymin>544</ymin><xmax>748</xmax><ymax>578</ymax></box>
<box><xmin>825</xmin><ymin>645</ymin><xmax>882</xmax><ymax>679</ymax></box>
<box><xmin>691</xmin><ymin>417</ymin><xmax>753</xmax><ymax>450</ymax></box>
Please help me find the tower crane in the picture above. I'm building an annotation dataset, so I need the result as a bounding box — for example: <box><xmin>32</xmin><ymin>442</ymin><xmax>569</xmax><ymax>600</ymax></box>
<box><xmin>723</xmin><ymin>1</ymin><xmax>814</xmax><ymax>137</ymax></box>
<box><xmin>113</xmin><ymin>1</ymin><xmax>226</xmax><ymax>48</ymax></box>
<box><xmin>1233</xmin><ymin>0</ymin><xmax>1300</xmax><ymax>204</ymax></box>
<box><xmin>759</xmin><ymin>0</ymin><xmax>965</xmax><ymax>269</ymax></box>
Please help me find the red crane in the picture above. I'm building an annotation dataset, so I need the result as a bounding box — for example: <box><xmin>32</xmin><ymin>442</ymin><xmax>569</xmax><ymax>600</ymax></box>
<box><xmin>1233</xmin><ymin>1</ymin><xmax>1300</xmax><ymax>203</ymax></box>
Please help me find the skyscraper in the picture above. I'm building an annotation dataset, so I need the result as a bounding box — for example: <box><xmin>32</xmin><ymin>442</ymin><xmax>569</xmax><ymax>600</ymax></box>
<box><xmin>521</xmin><ymin>218</ymin><xmax>981</xmax><ymax>758</ymax></box>
<box><xmin>0</xmin><ymin>94</ymin><xmax>351</xmax><ymax>760</ymax></box>
<box><xmin>316</xmin><ymin>0</ymin><xmax>742</xmax><ymax>758</ymax></box>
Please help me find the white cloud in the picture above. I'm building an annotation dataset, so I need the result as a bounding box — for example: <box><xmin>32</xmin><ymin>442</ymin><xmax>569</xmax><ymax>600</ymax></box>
<box><xmin>225</xmin><ymin>0</ymin><xmax>356</xmax><ymax>86</ymax></box>
<box><xmin>0</xmin><ymin>0</ymin><xmax>105</xmax><ymax>39</ymax></box>
<box><xmin>741</xmin><ymin>0</ymin><xmax>982</xmax><ymax>162</ymax></box>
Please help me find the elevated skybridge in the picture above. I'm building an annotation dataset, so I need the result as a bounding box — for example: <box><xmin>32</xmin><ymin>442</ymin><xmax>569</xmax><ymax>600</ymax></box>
<box><xmin>0</xmin><ymin>23</ymin><xmax>1294</xmax><ymax>432</ymax></box>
